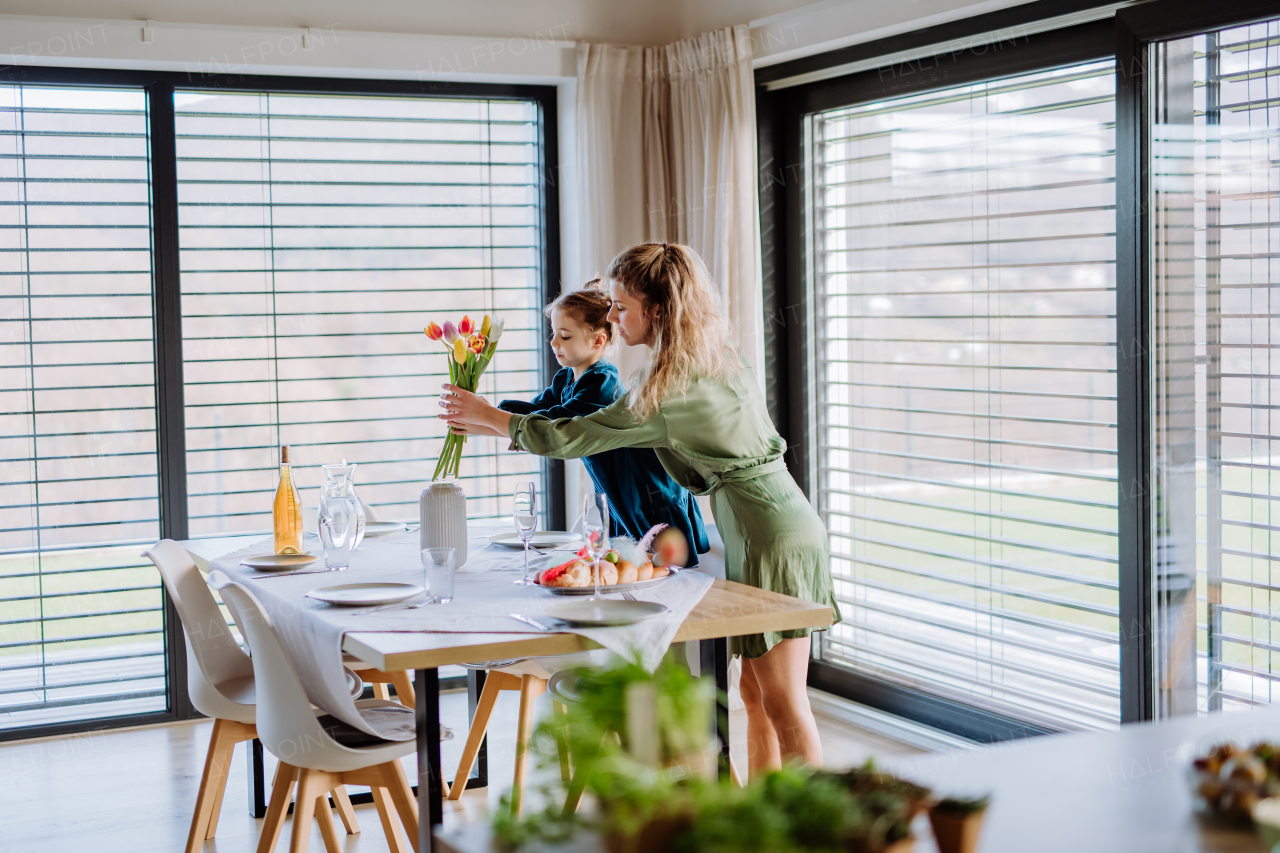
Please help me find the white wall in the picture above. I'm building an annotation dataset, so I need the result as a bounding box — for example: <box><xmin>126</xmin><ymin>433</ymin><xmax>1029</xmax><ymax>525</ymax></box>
<box><xmin>0</xmin><ymin>0</ymin><xmax>816</xmax><ymax>48</ymax></box>
<box><xmin>748</xmin><ymin>0</ymin><xmax>1041</xmax><ymax>67</ymax></box>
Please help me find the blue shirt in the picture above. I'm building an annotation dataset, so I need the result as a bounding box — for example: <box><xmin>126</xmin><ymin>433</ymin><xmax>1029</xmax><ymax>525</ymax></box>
<box><xmin>499</xmin><ymin>360</ymin><xmax>709</xmax><ymax>566</ymax></box>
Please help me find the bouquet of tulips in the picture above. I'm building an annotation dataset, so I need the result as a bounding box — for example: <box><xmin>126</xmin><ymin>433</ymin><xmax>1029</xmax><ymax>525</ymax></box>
<box><xmin>425</xmin><ymin>314</ymin><xmax>504</xmax><ymax>480</ymax></box>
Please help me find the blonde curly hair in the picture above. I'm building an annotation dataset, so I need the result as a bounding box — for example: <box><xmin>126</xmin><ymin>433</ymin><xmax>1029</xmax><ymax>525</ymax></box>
<box><xmin>606</xmin><ymin>242</ymin><xmax>739</xmax><ymax>419</ymax></box>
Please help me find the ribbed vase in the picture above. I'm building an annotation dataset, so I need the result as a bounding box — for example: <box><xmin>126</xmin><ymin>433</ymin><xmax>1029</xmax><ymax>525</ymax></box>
<box><xmin>420</xmin><ymin>480</ymin><xmax>468</xmax><ymax>566</ymax></box>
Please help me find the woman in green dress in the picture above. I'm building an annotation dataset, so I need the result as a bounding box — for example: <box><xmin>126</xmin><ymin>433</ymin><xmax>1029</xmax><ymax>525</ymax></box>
<box><xmin>441</xmin><ymin>242</ymin><xmax>839</xmax><ymax>772</ymax></box>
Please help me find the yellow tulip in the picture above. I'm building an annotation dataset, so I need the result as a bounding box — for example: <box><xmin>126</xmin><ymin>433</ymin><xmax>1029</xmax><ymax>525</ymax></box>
<box><xmin>480</xmin><ymin>314</ymin><xmax>491</xmax><ymax>338</ymax></box>
<box><xmin>452</xmin><ymin>337</ymin><xmax>467</xmax><ymax>365</ymax></box>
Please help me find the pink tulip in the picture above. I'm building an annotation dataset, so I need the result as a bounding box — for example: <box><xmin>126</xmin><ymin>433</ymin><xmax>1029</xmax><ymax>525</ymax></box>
<box><xmin>442</xmin><ymin>321</ymin><xmax>460</xmax><ymax>344</ymax></box>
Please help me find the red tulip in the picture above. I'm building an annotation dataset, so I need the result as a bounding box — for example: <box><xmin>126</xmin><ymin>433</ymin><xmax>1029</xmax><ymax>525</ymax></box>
<box><xmin>425</xmin><ymin>322</ymin><xmax>443</xmax><ymax>341</ymax></box>
<box><xmin>467</xmin><ymin>333</ymin><xmax>486</xmax><ymax>354</ymax></box>
<box><xmin>459</xmin><ymin>315</ymin><xmax>475</xmax><ymax>335</ymax></box>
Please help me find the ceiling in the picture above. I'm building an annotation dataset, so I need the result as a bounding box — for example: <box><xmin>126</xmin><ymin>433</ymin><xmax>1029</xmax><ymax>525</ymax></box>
<box><xmin>0</xmin><ymin>0</ymin><xmax>824</xmax><ymax>46</ymax></box>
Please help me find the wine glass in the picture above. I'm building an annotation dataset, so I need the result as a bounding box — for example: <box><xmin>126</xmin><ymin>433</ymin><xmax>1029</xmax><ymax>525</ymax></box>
<box><xmin>513</xmin><ymin>482</ymin><xmax>537</xmax><ymax>585</ymax></box>
<box><xmin>583</xmin><ymin>492</ymin><xmax>609</xmax><ymax>601</ymax></box>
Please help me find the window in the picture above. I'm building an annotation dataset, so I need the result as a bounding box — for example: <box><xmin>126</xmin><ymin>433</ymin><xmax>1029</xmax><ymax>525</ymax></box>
<box><xmin>175</xmin><ymin>91</ymin><xmax>550</xmax><ymax>537</ymax></box>
<box><xmin>1152</xmin><ymin>14</ymin><xmax>1280</xmax><ymax>715</ymax></box>
<box><xmin>809</xmin><ymin>60</ymin><xmax>1120</xmax><ymax>730</ymax></box>
<box><xmin>0</xmin><ymin>85</ymin><xmax>164</xmax><ymax>729</ymax></box>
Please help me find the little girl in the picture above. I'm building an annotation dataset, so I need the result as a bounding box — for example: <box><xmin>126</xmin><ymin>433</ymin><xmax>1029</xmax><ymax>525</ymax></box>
<box><xmin>498</xmin><ymin>280</ymin><xmax>708</xmax><ymax>565</ymax></box>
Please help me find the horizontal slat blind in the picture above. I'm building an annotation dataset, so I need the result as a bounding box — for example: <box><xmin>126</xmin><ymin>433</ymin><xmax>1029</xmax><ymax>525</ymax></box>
<box><xmin>175</xmin><ymin>91</ymin><xmax>547</xmax><ymax>536</ymax></box>
<box><xmin>811</xmin><ymin>60</ymin><xmax>1120</xmax><ymax>730</ymax></box>
<box><xmin>0</xmin><ymin>85</ymin><xmax>164</xmax><ymax>729</ymax></box>
<box><xmin>1152</xmin><ymin>16</ymin><xmax>1280</xmax><ymax>714</ymax></box>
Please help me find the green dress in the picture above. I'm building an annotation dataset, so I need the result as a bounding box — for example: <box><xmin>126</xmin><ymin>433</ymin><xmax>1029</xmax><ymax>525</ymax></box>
<box><xmin>507</xmin><ymin>365</ymin><xmax>841</xmax><ymax>658</ymax></box>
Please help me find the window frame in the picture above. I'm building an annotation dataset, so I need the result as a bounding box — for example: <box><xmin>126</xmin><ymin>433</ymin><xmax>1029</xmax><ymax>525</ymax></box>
<box><xmin>0</xmin><ymin>65</ymin><xmax>562</xmax><ymax>742</ymax></box>
<box><xmin>760</xmin><ymin>0</ymin><xmax>1280</xmax><ymax>742</ymax></box>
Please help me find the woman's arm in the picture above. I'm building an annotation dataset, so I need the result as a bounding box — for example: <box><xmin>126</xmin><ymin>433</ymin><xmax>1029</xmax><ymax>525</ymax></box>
<box><xmin>441</xmin><ymin>384</ymin><xmax>514</xmax><ymax>437</ymax></box>
<box><xmin>442</xmin><ymin>384</ymin><xmax>667</xmax><ymax>458</ymax></box>
<box><xmin>508</xmin><ymin>396</ymin><xmax>667</xmax><ymax>459</ymax></box>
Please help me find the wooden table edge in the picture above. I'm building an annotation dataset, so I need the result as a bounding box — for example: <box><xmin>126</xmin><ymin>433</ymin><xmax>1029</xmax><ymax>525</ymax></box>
<box><xmin>344</xmin><ymin>599</ymin><xmax>834</xmax><ymax>671</ymax></box>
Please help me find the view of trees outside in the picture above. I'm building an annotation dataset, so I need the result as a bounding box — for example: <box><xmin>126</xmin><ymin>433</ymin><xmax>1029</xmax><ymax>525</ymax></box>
<box><xmin>813</xmin><ymin>60</ymin><xmax>1121</xmax><ymax>730</ymax></box>
<box><xmin>0</xmin><ymin>84</ymin><xmax>548</xmax><ymax>729</ymax></box>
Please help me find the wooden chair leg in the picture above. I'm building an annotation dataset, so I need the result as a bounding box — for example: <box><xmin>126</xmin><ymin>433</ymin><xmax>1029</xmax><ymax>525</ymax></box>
<box><xmin>389</xmin><ymin>670</ymin><xmax>416</xmax><ymax>709</ymax></box>
<box><xmin>563</xmin><ymin>730</ymin><xmax>612</xmax><ymax>816</ymax></box>
<box><xmin>553</xmin><ymin>701</ymin><xmax>573</xmax><ymax>782</ymax></box>
<box><xmin>205</xmin><ymin>725</ymin><xmax>255</xmax><ymax>839</ymax></box>
<box><xmin>331</xmin><ymin>786</ymin><xmax>360</xmax><ymax>834</ymax></box>
<box><xmin>510</xmin><ymin>675</ymin><xmax>546</xmax><ymax>819</ymax></box>
<box><xmin>562</xmin><ymin>763</ymin><xmax>589</xmax><ymax>816</ymax></box>
<box><xmin>186</xmin><ymin>718</ymin><xmax>238</xmax><ymax>853</ymax></box>
<box><xmin>370</xmin><ymin>786</ymin><xmax>409</xmax><ymax>853</ymax></box>
<box><xmin>257</xmin><ymin>763</ymin><xmax>296</xmax><ymax>853</ymax></box>
<box><xmin>371</xmin><ymin>681</ymin><xmax>391</xmax><ymax>701</ymax></box>
<box><xmin>289</xmin><ymin>770</ymin><xmax>324</xmax><ymax>853</ymax></box>
<box><xmin>729</xmin><ymin>755</ymin><xmax>744</xmax><ymax>788</ymax></box>
<box><xmin>382</xmin><ymin>760</ymin><xmax>420</xmax><ymax>853</ymax></box>
<box><xmin>447</xmin><ymin>672</ymin><xmax>503</xmax><ymax>799</ymax></box>
<box><xmin>315</xmin><ymin>793</ymin><xmax>342</xmax><ymax>853</ymax></box>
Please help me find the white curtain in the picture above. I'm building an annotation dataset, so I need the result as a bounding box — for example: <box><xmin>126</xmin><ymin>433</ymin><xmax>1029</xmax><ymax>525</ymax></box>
<box><xmin>574</xmin><ymin>24</ymin><xmax>764</xmax><ymax>385</ymax></box>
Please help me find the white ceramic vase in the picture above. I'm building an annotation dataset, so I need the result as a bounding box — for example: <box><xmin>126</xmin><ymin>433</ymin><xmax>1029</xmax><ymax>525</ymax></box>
<box><xmin>420</xmin><ymin>480</ymin><xmax>467</xmax><ymax>566</ymax></box>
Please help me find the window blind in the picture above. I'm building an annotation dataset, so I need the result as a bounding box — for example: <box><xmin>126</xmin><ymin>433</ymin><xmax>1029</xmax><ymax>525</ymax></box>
<box><xmin>175</xmin><ymin>91</ymin><xmax>549</xmax><ymax>536</ymax></box>
<box><xmin>1152</xmin><ymin>16</ymin><xmax>1280</xmax><ymax>714</ymax></box>
<box><xmin>810</xmin><ymin>60</ymin><xmax>1120</xmax><ymax>730</ymax></box>
<box><xmin>0</xmin><ymin>85</ymin><xmax>165</xmax><ymax>728</ymax></box>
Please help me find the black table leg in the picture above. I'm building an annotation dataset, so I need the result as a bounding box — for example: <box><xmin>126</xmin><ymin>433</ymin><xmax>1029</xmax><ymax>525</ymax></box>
<box><xmin>248</xmin><ymin>737</ymin><xmax>266</xmax><ymax>817</ymax></box>
<box><xmin>465</xmin><ymin>668</ymin><xmax>489</xmax><ymax>790</ymax></box>
<box><xmin>699</xmin><ymin>637</ymin><xmax>730</xmax><ymax>779</ymax></box>
<box><xmin>416</xmin><ymin>668</ymin><xmax>443</xmax><ymax>853</ymax></box>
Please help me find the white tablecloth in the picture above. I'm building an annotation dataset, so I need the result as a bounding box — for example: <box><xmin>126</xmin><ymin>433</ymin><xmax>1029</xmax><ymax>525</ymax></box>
<box><xmin>208</xmin><ymin>526</ymin><xmax>714</xmax><ymax>740</ymax></box>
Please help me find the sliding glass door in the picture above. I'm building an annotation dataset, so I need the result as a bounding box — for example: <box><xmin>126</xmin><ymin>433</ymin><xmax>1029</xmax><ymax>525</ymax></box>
<box><xmin>807</xmin><ymin>61</ymin><xmax>1120</xmax><ymax>730</ymax></box>
<box><xmin>0</xmin><ymin>85</ymin><xmax>165</xmax><ymax>729</ymax></box>
<box><xmin>1151</xmin><ymin>13</ymin><xmax>1280</xmax><ymax>716</ymax></box>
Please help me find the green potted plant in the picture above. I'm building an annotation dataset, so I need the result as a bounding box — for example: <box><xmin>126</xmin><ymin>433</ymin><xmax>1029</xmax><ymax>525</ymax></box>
<box><xmin>928</xmin><ymin>796</ymin><xmax>990</xmax><ymax>853</ymax></box>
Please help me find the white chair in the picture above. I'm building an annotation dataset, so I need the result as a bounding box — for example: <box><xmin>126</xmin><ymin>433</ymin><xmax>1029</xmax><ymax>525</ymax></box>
<box><xmin>212</xmin><ymin>574</ymin><xmax>421</xmax><ymax>853</ymax></box>
<box><xmin>143</xmin><ymin>540</ymin><xmax>365</xmax><ymax>853</ymax></box>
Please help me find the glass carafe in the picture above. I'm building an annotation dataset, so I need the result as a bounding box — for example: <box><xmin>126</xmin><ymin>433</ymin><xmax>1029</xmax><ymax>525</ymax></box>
<box><xmin>318</xmin><ymin>461</ymin><xmax>367</xmax><ymax>549</ymax></box>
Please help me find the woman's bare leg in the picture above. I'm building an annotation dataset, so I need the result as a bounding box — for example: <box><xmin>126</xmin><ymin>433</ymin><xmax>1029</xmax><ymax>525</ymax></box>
<box><xmin>741</xmin><ymin>638</ymin><xmax>822</xmax><ymax>768</ymax></box>
<box><xmin>738</xmin><ymin>658</ymin><xmax>781</xmax><ymax>776</ymax></box>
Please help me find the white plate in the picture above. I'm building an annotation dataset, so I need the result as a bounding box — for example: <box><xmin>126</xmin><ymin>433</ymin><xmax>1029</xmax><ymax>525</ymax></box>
<box><xmin>488</xmin><ymin>531</ymin><xmax>582</xmax><ymax>549</ymax></box>
<box><xmin>364</xmin><ymin>521</ymin><xmax>407</xmax><ymax>537</ymax></box>
<box><xmin>240</xmin><ymin>553</ymin><xmax>318</xmax><ymax>570</ymax></box>
<box><xmin>544</xmin><ymin>599</ymin><xmax>669</xmax><ymax>627</ymax></box>
<box><xmin>546</xmin><ymin>670</ymin><xmax>582</xmax><ymax>705</ymax></box>
<box><xmin>306</xmin><ymin>582</ymin><xmax>424</xmax><ymax>607</ymax></box>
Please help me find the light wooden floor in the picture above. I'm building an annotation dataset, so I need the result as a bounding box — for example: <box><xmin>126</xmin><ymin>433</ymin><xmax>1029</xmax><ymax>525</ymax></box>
<box><xmin>0</xmin><ymin>689</ymin><xmax>924</xmax><ymax>853</ymax></box>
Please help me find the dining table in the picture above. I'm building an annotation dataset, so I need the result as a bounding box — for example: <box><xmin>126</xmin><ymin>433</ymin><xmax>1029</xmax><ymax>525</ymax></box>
<box><xmin>182</xmin><ymin>522</ymin><xmax>835</xmax><ymax>853</ymax></box>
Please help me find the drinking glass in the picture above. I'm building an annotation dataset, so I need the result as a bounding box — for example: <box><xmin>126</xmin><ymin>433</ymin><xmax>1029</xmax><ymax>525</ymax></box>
<box><xmin>583</xmin><ymin>492</ymin><xmax>609</xmax><ymax>600</ymax></box>
<box><xmin>513</xmin><ymin>482</ymin><xmax>537</xmax><ymax>585</ymax></box>
<box><xmin>320</xmin><ymin>498</ymin><xmax>356</xmax><ymax>570</ymax></box>
<box><xmin>421</xmin><ymin>547</ymin><xmax>456</xmax><ymax>604</ymax></box>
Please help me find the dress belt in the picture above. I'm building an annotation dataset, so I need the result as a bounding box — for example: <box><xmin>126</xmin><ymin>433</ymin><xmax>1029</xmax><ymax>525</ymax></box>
<box><xmin>700</xmin><ymin>458</ymin><xmax>788</xmax><ymax>497</ymax></box>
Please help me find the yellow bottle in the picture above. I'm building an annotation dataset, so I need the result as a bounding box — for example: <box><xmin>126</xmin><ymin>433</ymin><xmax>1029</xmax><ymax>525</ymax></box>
<box><xmin>273</xmin><ymin>445</ymin><xmax>304</xmax><ymax>554</ymax></box>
